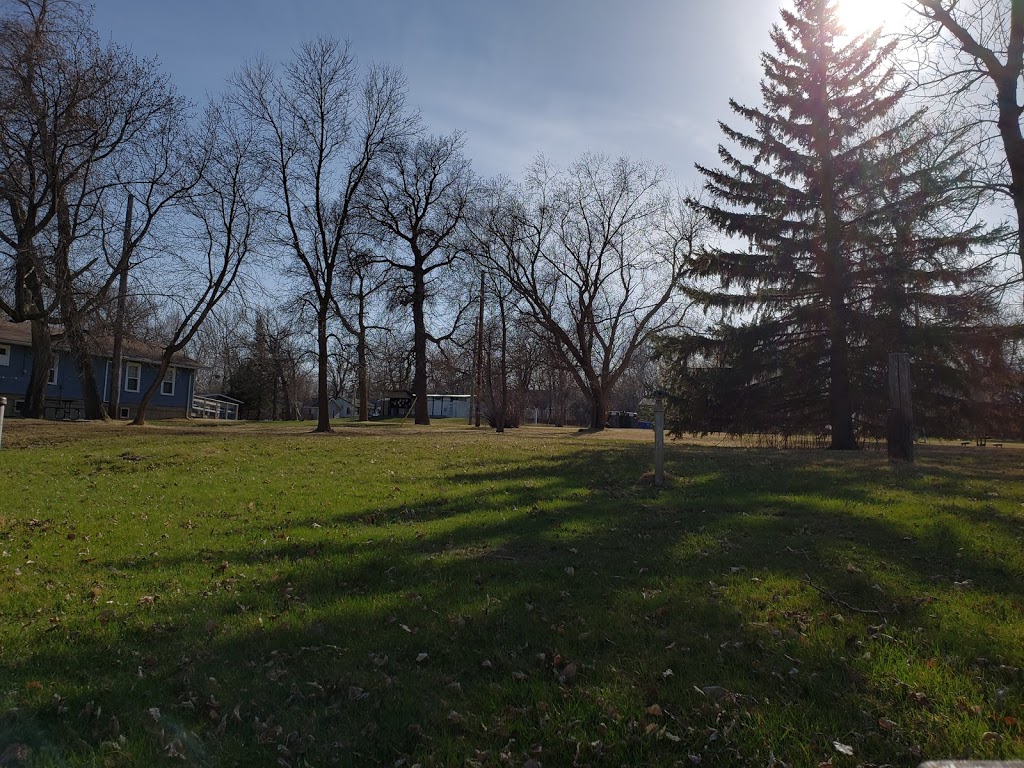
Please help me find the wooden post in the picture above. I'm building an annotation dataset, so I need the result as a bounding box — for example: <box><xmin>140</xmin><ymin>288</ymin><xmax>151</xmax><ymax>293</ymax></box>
<box><xmin>887</xmin><ymin>352</ymin><xmax>914</xmax><ymax>462</ymax></box>
<box><xmin>0</xmin><ymin>396</ymin><xmax>6</xmax><ymax>450</ymax></box>
<box><xmin>654</xmin><ymin>396</ymin><xmax>666</xmax><ymax>487</ymax></box>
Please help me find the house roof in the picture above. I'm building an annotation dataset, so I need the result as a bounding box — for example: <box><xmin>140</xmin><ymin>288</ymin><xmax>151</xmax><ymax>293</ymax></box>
<box><xmin>0</xmin><ymin>321</ymin><xmax>201</xmax><ymax>369</ymax></box>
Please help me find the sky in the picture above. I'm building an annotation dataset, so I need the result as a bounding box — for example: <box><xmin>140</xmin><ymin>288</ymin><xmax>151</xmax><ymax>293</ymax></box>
<box><xmin>88</xmin><ymin>0</ymin><xmax>816</xmax><ymax>187</ymax></box>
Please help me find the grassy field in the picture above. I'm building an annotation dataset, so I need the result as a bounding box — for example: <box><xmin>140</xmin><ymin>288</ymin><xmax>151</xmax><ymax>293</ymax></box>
<box><xmin>0</xmin><ymin>419</ymin><xmax>1022</xmax><ymax>767</ymax></box>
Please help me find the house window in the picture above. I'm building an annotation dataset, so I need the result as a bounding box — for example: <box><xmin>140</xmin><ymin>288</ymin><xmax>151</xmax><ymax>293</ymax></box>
<box><xmin>160</xmin><ymin>367</ymin><xmax>175</xmax><ymax>396</ymax></box>
<box><xmin>125</xmin><ymin>362</ymin><xmax>141</xmax><ymax>393</ymax></box>
<box><xmin>48</xmin><ymin>358</ymin><xmax>57</xmax><ymax>385</ymax></box>
<box><xmin>119</xmin><ymin>407</ymin><xmax>130</xmax><ymax>419</ymax></box>
<box><xmin>0</xmin><ymin>344</ymin><xmax>9</xmax><ymax>366</ymax></box>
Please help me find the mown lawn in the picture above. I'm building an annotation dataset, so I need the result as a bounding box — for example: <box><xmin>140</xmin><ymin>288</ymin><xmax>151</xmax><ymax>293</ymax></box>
<box><xmin>0</xmin><ymin>419</ymin><xmax>1022</xmax><ymax>767</ymax></box>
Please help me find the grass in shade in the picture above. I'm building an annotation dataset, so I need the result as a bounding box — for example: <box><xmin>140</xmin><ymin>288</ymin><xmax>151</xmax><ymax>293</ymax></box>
<box><xmin>0</xmin><ymin>419</ymin><xmax>1022</xmax><ymax>767</ymax></box>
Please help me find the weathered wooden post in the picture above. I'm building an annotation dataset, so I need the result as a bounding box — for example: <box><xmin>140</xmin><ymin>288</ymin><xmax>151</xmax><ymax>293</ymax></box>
<box><xmin>887</xmin><ymin>353</ymin><xmax>913</xmax><ymax>462</ymax></box>
<box><xmin>651</xmin><ymin>389</ymin><xmax>668</xmax><ymax>487</ymax></box>
<box><xmin>0</xmin><ymin>396</ymin><xmax>7</xmax><ymax>450</ymax></box>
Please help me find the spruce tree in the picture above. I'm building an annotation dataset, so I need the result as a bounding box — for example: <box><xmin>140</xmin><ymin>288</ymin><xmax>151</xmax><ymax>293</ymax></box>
<box><xmin>666</xmin><ymin>0</ymin><xmax>1013</xmax><ymax>447</ymax></box>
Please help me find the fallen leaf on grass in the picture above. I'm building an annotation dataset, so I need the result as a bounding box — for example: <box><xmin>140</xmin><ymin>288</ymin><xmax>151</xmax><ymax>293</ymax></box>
<box><xmin>878</xmin><ymin>718</ymin><xmax>897</xmax><ymax>731</ymax></box>
<box><xmin>645</xmin><ymin>704</ymin><xmax>663</xmax><ymax>717</ymax></box>
<box><xmin>982</xmin><ymin>731</ymin><xmax>1002</xmax><ymax>743</ymax></box>
<box><xmin>558</xmin><ymin>663</ymin><xmax>577</xmax><ymax>685</ymax></box>
<box><xmin>832</xmin><ymin>741</ymin><xmax>853</xmax><ymax>756</ymax></box>
<box><xmin>415</xmin><ymin>653</ymin><xmax>428</xmax><ymax>663</ymax></box>
<box><xmin>662</xmin><ymin>669</ymin><xmax>674</xmax><ymax>679</ymax></box>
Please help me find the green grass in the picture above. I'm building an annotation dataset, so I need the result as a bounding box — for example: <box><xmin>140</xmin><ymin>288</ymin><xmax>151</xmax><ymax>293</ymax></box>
<box><xmin>0</xmin><ymin>420</ymin><xmax>1022</xmax><ymax>767</ymax></box>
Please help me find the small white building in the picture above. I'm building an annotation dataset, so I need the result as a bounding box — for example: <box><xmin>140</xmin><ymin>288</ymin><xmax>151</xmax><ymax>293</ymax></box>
<box><xmin>329</xmin><ymin>396</ymin><xmax>359</xmax><ymax>419</ymax></box>
<box><xmin>427</xmin><ymin>394</ymin><xmax>471</xmax><ymax>419</ymax></box>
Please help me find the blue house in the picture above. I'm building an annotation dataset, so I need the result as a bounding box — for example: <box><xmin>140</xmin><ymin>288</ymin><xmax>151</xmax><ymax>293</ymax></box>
<box><xmin>0</xmin><ymin>321</ymin><xmax>200</xmax><ymax>420</ymax></box>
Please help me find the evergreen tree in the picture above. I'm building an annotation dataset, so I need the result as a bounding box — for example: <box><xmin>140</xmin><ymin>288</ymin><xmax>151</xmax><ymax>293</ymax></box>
<box><xmin>663</xmin><ymin>0</ymin><xmax>1015</xmax><ymax>446</ymax></box>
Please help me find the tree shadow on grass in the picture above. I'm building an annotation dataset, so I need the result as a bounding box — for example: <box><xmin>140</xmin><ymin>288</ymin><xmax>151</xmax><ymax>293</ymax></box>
<box><xmin>2</xmin><ymin>441</ymin><xmax>1023</xmax><ymax>767</ymax></box>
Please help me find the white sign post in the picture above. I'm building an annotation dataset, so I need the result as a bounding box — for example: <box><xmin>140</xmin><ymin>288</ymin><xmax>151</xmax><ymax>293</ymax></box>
<box><xmin>0</xmin><ymin>396</ymin><xmax>7</xmax><ymax>450</ymax></box>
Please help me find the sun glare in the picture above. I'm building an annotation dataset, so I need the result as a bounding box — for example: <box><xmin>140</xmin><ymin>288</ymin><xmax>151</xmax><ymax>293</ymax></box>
<box><xmin>835</xmin><ymin>0</ymin><xmax>898</xmax><ymax>34</ymax></box>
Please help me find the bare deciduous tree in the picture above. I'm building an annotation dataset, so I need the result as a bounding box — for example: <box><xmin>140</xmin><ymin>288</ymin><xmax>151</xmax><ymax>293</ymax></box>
<box><xmin>908</xmin><ymin>0</ymin><xmax>1024</xmax><ymax>283</ymax></box>
<box><xmin>131</xmin><ymin>100</ymin><xmax>263</xmax><ymax>425</ymax></box>
<box><xmin>477</xmin><ymin>155</ymin><xmax>707</xmax><ymax>430</ymax></box>
<box><xmin>335</xmin><ymin>242</ymin><xmax>392</xmax><ymax>421</ymax></box>
<box><xmin>0</xmin><ymin>0</ymin><xmax>187</xmax><ymax>418</ymax></box>
<box><xmin>358</xmin><ymin>131</ymin><xmax>475</xmax><ymax>425</ymax></box>
<box><xmin>233</xmin><ymin>38</ymin><xmax>413</xmax><ymax>432</ymax></box>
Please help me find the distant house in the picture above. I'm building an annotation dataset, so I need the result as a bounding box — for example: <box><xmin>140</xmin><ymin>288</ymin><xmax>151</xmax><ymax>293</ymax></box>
<box><xmin>427</xmin><ymin>394</ymin><xmax>470</xmax><ymax>419</ymax></box>
<box><xmin>381</xmin><ymin>390</ymin><xmax>414</xmax><ymax>418</ymax></box>
<box><xmin>328</xmin><ymin>396</ymin><xmax>358</xmax><ymax>419</ymax></box>
<box><xmin>379</xmin><ymin>390</ymin><xmax>471</xmax><ymax>419</ymax></box>
<box><xmin>0</xmin><ymin>321</ymin><xmax>200</xmax><ymax>420</ymax></box>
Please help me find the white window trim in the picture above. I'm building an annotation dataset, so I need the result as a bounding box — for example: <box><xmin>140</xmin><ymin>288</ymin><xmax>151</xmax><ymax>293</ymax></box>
<box><xmin>48</xmin><ymin>358</ymin><xmax>58</xmax><ymax>385</ymax></box>
<box><xmin>125</xmin><ymin>362</ymin><xmax>141</xmax><ymax>393</ymax></box>
<box><xmin>160</xmin><ymin>367</ymin><xmax>175</xmax><ymax>397</ymax></box>
<box><xmin>0</xmin><ymin>343</ymin><xmax>10</xmax><ymax>366</ymax></box>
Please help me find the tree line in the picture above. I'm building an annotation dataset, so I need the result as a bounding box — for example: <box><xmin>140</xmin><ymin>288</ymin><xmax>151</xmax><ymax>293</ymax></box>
<box><xmin>2</xmin><ymin>0</ymin><xmax>1024</xmax><ymax>441</ymax></box>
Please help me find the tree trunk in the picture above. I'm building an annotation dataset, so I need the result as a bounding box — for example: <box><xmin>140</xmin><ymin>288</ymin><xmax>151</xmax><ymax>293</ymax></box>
<box><xmin>357</xmin><ymin>334</ymin><xmax>369</xmax><ymax>422</ymax></box>
<box><xmin>496</xmin><ymin>289</ymin><xmax>507</xmax><ymax>433</ymax></box>
<box><xmin>24</xmin><ymin>319</ymin><xmax>51</xmax><ymax>418</ymax></box>
<box><xmin>995</xmin><ymin>73</ymin><xmax>1024</xmax><ymax>285</ymax></box>
<box><xmin>887</xmin><ymin>352</ymin><xmax>914</xmax><ymax>462</ymax></box>
<box><xmin>412</xmin><ymin>265</ymin><xmax>430</xmax><ymax>426</ymax></box>
<box><xmin>131</xmin><ymin>357</ymin><xmax>172</xmax><ymax>426</ymax></box>
<box><xmin>474</xmin><ymin>271</ymin><xmax>484</xmax><ymax>428</ymax></box>
<box><xmin>315</xmin><ymin>309</ymin><xmax>332</xmax><ymax>432</ymax></box>
<box><xmin>54</xmin><ymin>194</ymin><xmax>107</xmax><ymax>421</ymax></box>
<box><xmin>589</xmin><ymin>388</ymin><xmax>607</xmax><ymax>431</ymax></box>
<box><xmin>812</xmin><ymin>74</ymin><xmax>856</xmax><ymax>451</ymax></box>
<box><xmin>356</xmin><ymin>289</ymin><xmax>370</xmax><ymax>422</ymax></box>
<box><xmin>828</xmin><ymin>333</ymin><xmax>857</xmax><ymax>450</ymax></box>
<box><xmin>110</xmin><ymin>194</ymin><xmax>134</xmax><ymax>420</ymax></box>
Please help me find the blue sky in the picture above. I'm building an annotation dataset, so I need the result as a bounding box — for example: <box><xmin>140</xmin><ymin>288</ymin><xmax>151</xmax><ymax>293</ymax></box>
<box><xmin>91</xmin><ymin>0</ymin><xmax>789</xmax><ymax>185</ymax></box>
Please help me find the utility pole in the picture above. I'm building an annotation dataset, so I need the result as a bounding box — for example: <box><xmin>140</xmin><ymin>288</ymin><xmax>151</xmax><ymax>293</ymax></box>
<box><xmin>474</xmin><ymin>271</ymin><xmax>485</xmax><ymax>428</ymax></box>
<box><xmin>109</xmin><ymin>194</ymin><xmax>134</xmax><ymax>419</ymax></box>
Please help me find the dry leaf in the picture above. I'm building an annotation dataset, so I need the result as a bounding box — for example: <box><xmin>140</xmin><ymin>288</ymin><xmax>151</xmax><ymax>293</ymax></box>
<box><xmin>832</xmin><ymin>741</ymin><xmax>853</xmax><ymax>756</ymax></box>
<box><xmin>415</xmin><ymin>652</ymin><xmax>428</xmax><ymax>663</ymax></box>
<box><xmin>646</xmin><ymin>704</ymin><xmax>664</xmax><ymax>717</ymax></box>
<box><xmin>558</xmin><ymin>663</ymin><xmax>577</xmax><ymax>685</ymax></box>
